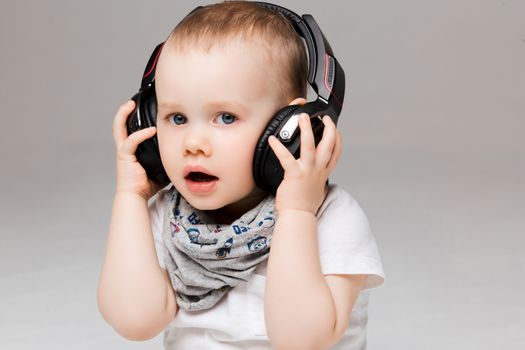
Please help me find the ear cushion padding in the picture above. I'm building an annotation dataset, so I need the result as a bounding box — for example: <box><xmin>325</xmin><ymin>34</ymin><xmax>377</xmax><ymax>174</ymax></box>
<box><xmin>139</xmin><ymin>85</ymin><xmax>158</xmax><ymax>128</ymax></box>
<box><xmin>127</xmin><ymin>85</ymin><xmax>171</xmax><ymax>187</ymax></box>
<box><xmin>253</xmin><ymin>104</ymin><xmax>300</xmax><ymax>194</ymax></box>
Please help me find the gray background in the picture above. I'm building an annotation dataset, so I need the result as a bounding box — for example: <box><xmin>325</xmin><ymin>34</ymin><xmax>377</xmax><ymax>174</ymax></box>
<box><xmin>1</xmin><ymin>0</ymin><xmax>523</xmax><ymax>349</ymax></box>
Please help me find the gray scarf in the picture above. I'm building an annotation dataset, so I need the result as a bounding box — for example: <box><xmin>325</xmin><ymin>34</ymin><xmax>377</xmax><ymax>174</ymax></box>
<box><xmin>162</xmin><ymin>185</ymin><xmax>276</xmax><ymax>311</ymax></box>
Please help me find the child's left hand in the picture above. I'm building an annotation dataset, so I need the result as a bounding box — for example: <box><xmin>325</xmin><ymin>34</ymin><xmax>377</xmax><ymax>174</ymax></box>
<box><xmin>268</xmin><ymin>113</ymin><xmax>342</xmax><ymax>215</ymax></box>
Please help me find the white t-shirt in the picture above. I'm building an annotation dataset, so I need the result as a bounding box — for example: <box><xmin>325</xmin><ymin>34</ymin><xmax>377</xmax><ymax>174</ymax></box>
<box><xmin>148</xmin><ymin>183</ymin><xmax>385</xmax><ymax>349</ymax></box>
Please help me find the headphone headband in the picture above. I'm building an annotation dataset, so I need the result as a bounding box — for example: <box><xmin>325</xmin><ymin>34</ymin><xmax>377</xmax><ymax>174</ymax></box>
<box><xmin>140</xmin><ymin>2</ymin><xmax>345</xmax><ymax>121</ymax></box>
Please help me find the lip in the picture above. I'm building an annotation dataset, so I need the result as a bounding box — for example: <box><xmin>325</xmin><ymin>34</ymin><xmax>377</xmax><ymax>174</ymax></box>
<box><xmin>183</xmin><ymin>165</ymin><xmax>217</xmax><ymax>179</ymax></box>
<box><xmin>185</xmin><ymin>178</ymin><xmax>218</xmax><ymax>194</ymax></box>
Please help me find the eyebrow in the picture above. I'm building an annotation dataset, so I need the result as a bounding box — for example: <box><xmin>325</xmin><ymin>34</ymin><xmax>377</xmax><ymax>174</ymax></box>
<box><xmin>158</xmin><ymin>100</ymin><xmax>249</xmax><ymax>114</ymax></box>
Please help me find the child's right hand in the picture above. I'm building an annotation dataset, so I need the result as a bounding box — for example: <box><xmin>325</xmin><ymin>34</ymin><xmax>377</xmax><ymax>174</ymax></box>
<box><xmin>112</xmin><ymin>100</ymin><xmax>163</xmax><ymax>200</ymax></box>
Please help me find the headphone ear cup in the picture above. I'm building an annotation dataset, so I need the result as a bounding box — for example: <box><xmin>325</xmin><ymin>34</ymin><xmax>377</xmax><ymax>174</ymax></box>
<box><xmin>126</xmin><ymin>84</ymin><xmax>171</xmax><ymax>187</ymax></box>
<box><xmin>253</xmin><ymin>104</ymin><xmax>300</xmax><ymax>194</ymax></box>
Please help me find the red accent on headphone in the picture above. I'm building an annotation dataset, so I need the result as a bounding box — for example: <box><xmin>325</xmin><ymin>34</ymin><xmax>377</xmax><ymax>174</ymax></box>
<box><xmin>143</xmin><ymin>43</ymin><xmax>165</xmax><ymax>80</ymax></box>
<box><xmin>324</xmin><ymin>52</ymin><xmax>342</xmax><ymax>108</ymax></box>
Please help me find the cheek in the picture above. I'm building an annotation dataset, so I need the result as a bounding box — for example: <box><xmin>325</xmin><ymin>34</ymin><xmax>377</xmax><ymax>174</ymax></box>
<box><xmin>156</xmin><ymin>128</ymin><xmax>180</xmax><ymax>167</ymax></box>
<box><xmin>156</xmin><ymin>125</ymin><xmax>167</xmax><ymax>148</ymax></box>
<box><xmin>220</xmin><ymin>137</ymin><xmax>258</xmax><ymax>181</ymax></box>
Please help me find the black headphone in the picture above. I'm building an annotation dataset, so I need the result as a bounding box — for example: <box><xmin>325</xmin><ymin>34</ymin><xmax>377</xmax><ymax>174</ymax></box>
<box><xmin>126</xmin><ymin>1</ymin><xmax>345</xmax><ymax>195</ymax></box>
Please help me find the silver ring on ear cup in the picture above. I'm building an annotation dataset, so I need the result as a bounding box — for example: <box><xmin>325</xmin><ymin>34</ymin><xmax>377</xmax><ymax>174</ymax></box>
<box><xmin>253</xmin><ymin>105</ymin><xmax>300</xmax><ymax>194</ymax></box>
<box><xmin>253</xmin><ymin>99</ymin><xmax>333</xmax><ymax>195</ymax></box>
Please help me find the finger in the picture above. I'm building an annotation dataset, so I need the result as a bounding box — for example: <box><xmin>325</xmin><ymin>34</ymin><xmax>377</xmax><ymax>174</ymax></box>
<box><xmin>316</xmin><ymin>116</ymin><xmax>337</xmax><ymax>168</ymax></box>
<box><xmin>112</xmin><ymin>100</ymin><xmax>136</xmax><ymax>145</ymax></box>
<box><xmin>268</xmin><ymin>135</ymin><xmax>300</xmax><ymax>173</ymax></box>
<box><xmin>118</xmin><ymin>126</ymin><xmax>157</xmax><ymax>160</ymax></box>
<box><xmin>325</xmin><ymin>130</ymin><xmax>342</xmax><ymax>171</ymax></box>
<box><xmin>299</xmin><ymin>113</ymin><xmax>316</xmax><ymax>166</ymax></box>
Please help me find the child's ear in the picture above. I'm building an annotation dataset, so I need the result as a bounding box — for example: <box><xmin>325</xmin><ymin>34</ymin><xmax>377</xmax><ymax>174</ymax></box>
<box><xmin>287</xmin><ymin>97</ymin><xmax>307</xmax><ymax>106</ymax></box>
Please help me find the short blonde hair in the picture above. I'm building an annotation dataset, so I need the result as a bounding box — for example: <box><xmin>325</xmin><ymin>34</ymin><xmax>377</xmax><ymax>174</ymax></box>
<box><xmin>165</xmin><ymin>1</ymin><xmax>308</xmax><ymax>102</ymax></box>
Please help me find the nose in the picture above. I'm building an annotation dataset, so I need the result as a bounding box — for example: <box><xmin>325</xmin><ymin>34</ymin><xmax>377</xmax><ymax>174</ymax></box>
<box><xmin>183</xmin><ymin>127</ymin><xmax>212</xmax><ymax>157</ymax></box>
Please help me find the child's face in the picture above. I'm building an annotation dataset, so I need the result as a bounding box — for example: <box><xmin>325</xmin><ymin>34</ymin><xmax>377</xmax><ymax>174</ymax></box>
<box><xmin>154</xmin><ymin>38</ymin><xmax>292</xmax><ymax>218</ymax></box>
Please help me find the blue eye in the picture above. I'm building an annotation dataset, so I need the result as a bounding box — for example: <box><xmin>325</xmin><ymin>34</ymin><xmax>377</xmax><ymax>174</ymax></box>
<box><xmin>216</xmin><ymin>113</ymin><xmax>237</xmax><ymax>125</ymax></box>
<box><xmin>167</xmin><ymin>113</ymin><xmax>236</xmax><ymax>125</ymax></box>
<box><xmin>168</xmin><ymin>114</ymin><xmax>187</xmax><ymax>125</ymax></box>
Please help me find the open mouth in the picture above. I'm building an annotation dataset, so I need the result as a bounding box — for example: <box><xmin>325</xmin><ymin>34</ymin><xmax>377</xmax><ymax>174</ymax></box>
<box><xmin>185</xmin><ymin>172</ymin><xmax>219</xmax><ymax>182</ymax></box>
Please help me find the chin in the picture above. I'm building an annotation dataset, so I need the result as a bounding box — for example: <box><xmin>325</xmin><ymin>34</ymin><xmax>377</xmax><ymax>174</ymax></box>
<box><xmin>177</xmin><ymin>187</ymin><xmax>234</xmax><ymax>211</ymax></box>
<box><xmin>176</xmin><ymin>190</ymin><xmax>216</xmax><ymax>208</ymax></box>
<box><xmin>174</xmin><ymin>179</ymin><xmax>257</xmax><ymax>211</ymax></box>
<box><xmin>186</xmin><ymin>197</ymin><xmax>224</xmax><ymax>211</ymax></box>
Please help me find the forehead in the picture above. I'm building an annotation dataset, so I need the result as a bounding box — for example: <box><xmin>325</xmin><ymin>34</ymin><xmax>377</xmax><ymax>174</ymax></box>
<box><xmin>155</xmin><ymin>38</ymin><xmax>280</xmax><ymax>107</ymax></box>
